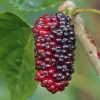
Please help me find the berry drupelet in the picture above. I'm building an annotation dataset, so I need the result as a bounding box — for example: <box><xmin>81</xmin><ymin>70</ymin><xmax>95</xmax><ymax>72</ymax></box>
<box><xmin>32</xmin><ymin>12</ymin><xmax>76</xmax><ymax>94</ymax></box>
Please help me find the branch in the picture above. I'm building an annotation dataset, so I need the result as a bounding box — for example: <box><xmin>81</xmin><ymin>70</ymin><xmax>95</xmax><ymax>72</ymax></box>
<box><xmin>58</xmin><ymin>0</ymin><xmax>100</xmax><ymax>77</ymax></box>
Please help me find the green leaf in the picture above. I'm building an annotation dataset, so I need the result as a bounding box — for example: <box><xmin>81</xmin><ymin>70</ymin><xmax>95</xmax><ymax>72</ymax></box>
<box><xmin>6</xmin><ymin>0</ymin><xmax>66</xmax><ymax>11</ymax></box>
<box><xmin>0</xmin><ymin>11</ymin><xmax>38</xmax><ymax>100</ymax></box>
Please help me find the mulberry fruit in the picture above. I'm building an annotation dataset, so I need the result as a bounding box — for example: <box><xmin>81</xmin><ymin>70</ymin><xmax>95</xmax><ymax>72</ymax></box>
<box><xmin>32</xmin><ymin>12</ymin><xmax>76</xmax><ymax>94</ymax></box>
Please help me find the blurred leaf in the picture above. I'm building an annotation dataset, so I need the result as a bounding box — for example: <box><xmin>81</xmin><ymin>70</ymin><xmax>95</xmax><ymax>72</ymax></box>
<box><xmin>71</xmin><ymin>73</ymin><xmax>100</xmax><ymax>100</ymax></box>
<box><xmin>0</xmin><ymin>11</ymin><xmax>38</xmax><ymax>100</ymax></box>
<box><xmin>6</xmin><ymin>0</ymin><xmax>65</xmax><ymax>11</ymax></box>
<box><xmin>0</xmin><ymin>74</ymin><xmax>11</xmax><ymax>100</ymax></box>
<box><xmin>0</xmin><ymin>0</ymin><xmax>5</xmax><ymax>4</ymax></box>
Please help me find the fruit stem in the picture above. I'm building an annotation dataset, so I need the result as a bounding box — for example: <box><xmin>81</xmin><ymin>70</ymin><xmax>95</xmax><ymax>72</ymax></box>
<box><xmin>59</xmin><ymin>0</ymin><xmax>100</xmax><ymax>77</ymax></box>
<box><xmin>73</xmin><ymin>8</ymin><xmax>100</xmax><ymax>17</ymax></box>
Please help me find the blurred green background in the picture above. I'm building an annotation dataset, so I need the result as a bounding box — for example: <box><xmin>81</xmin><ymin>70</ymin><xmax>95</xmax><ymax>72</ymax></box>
<box><xmin>0</xmin><ymin>0</ymin><xmax>100</xmax><ymax>100</ymax></box>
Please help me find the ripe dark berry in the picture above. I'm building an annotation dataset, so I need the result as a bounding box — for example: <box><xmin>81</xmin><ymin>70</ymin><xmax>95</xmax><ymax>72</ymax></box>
<box><xmin>32</xmin><ymin>12</ymin><xmax>76</xmax><ymax>94</ymax></box>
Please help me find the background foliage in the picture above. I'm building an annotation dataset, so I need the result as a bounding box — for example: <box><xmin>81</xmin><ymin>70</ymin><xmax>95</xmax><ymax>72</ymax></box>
<box><xmin>0</xmin><ymin>0</ymin><xmax>100</xmax><ymax>100</ymax></box>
